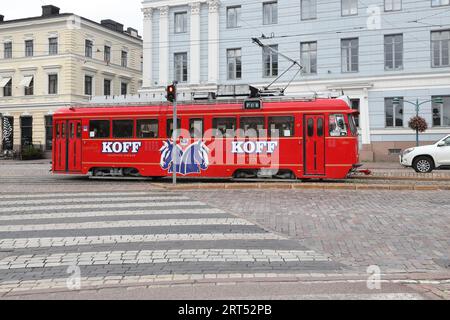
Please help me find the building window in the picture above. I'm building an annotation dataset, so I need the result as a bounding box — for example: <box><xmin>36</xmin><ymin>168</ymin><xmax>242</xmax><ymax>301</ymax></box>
<box><xmin>85</xmin><ymin>76</ymin><xmax>93</xmax><ymax>96</ymax></box>
<box><xmin>301</xmin><ymin>0</ymin><xmax>317</xmax><ymax>20</ymax></box>
<box><xmin>48</xmin><ymin>74</ymin><xmax>58</xmax><ymax>94</ymax></box>
<box><xmin>385</xmin><ymin>97</ymin><xmax>403</xmax><ymax>127</ymax></box>
<box><xmin>227</xmin><ymin>48</ymin><xmax>242</xmax><ymax>80</ymax></box>
<box><xmin>85</xmin><ymin>40</ymin><xmax>93</xmax><ymax>58</ymax></box>
<box><xmin>4</xmin><ymin>42</ymin><xmax>12</xmax><ymax>59</ymax></box>
<box><xmin>174</xmin><ymin>12</ymin><xmax>187</xmax><ymax>33</ymax></box>
<box><xmin>174</xmin><ymin>52</ymin><xmax>188</xmax><ymax>83</ymax></box>
<box><xmin>104</xmin><ymin>46</ymin><xmax>111</xmax><ymax>63</ymax></box>
<box><xmin>20</xmin><ymin>116</ymin><xmax>33</xmax><ymax>147</ymax></box>
<box><xmin>263</xmin><ymin>45</ymin><xmax>278</xmax><ymax>77</ymax></box>
<box><xmin>49</xmin><ymin>37</ymin><xmax>58</xmax><ymax>55</ymax></box>
<box><xmin>121</xmin><ymin>51</ymin><xmax>128</xmax><ymax>68</ymax></box>
<box><xmin>104</xmin><ymin>79</ymin><xmax>111</xmax><ymax>96</ymax></box>
<box><xmin>25</xmin><ymin>40</ymin><xmax>34</xmax><ymax>57</ymax></box>
<box><xmin>263</xmin><ymin>1</ymin><xmax>278</xmax><ymax>25</ymax></box>
<box><xmin>385</xmin><ymin>34</ymin><xmax>403</xmax><ymax>70</ymax></box>
<box><xmin>432</xmin><ymin>0</ymin><xmax>450</xmax><ymax>7</ymax></box>
<box><xmin>227</xmin><ymin>6</ymin><xmax>241</xmax><ymax>28</ymax></box>
<box><xmin>342</xmin><ymin>0</ymin><xmax>358</xmax><ymax>16</ymax></box>
<box><xmin>121</xmin><ymin>82</ymin><xmax>128</xmax><ymax>95</ymax></box>
<box><xmin>301</xmin><ymin>42</ymin><xmax>317</xmax><ymax>74</ymax></box>
<box><xmin>341</xmin><ymin>38</ymin><xmax>359</xmax><ymax>72</ymax></box>
<box><xmin>385</xmin><ymin>0</ymin><xmax>402</xmax><ymax>11</ymax></box>
<box><xmin>3</xmin><ymin>79</ymin><xmax>12</xmax><ymax>97</ymax></box>
<box><xmin>25</xmin><ymin>78</ymin><xmax>34</xmax><ymax>96</ymax></box>
<box><xmin>2</xmin><ymin>116</ymin><xmax>14</xmax><ymax>151</ymax></box>
<box><xmin>351</xmin><ymin>99</ymin><xmax>360</xmax><ymax>127</ymax></box>
<box><xmin>431</xmin><ymin>30</ymin><xmax>450</xmax><ymax>67</ymax></box>
<box><xmin>45</xmin><ymin>115</ymin><xmax>53</xmax><ymax>151</ymax></box>
<box><xmin>432</xmin><ymin>96</ymin><xmax>450</xmax><ymax>127</ymax></box>
<box><xmin>226</xmin><ymin>6</ymin><xmax>242</xmax><ymax>29</ymax></box>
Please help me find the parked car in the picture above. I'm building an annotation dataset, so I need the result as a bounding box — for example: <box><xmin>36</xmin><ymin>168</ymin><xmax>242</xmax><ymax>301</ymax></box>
<box><xmin>400</xmin><ymin>135</ymin><xmax>450</xmax><ymax>173</ymax></box>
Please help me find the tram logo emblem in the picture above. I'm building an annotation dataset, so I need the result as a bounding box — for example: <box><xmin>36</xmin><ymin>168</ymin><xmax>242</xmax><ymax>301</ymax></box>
<box><xmin>232</xmin><ymin>141</ymin><xmax>278</xmax><ymax>154</ymax></box>
<box><xmin>102</xmin><ymin>142</ymin><xmax>142</xmax><ymax>154</ymax></box>
<box><xmin>160</xmin><ymin>140</ymin><xmax>210</xmax><ymax>175</ymax></box>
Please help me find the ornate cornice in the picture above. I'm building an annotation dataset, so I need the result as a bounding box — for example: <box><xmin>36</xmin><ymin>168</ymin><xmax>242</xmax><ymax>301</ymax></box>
<box><xmin>160</xmin><ymin>6</ymin><xmax>169</xmax><ymax>17</ymax></box>
<box><xmin>190</xmin><ymin>2</ymin><xmax>201</xmax><ymax>15</ymax></box>
<box><xmin>142</xmin><ymin>8</ymin><xmax>153</xmax><ymax>20</ymax></box>
<box><xmin>208</xmin><ymin>0</ymin><xmax>220</xmax><ymax>13</ymax></box>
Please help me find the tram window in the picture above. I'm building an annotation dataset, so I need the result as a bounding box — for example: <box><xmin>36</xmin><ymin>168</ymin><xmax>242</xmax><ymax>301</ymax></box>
<box><xmin>56</xmin><ymin>124</ymin><xmax>60</xmax><ymax>138</ymax></box>
<box><xmin>113</xmin><ymin>120</ymin><xmax>134</xmax><ymax>138</ymax></box>
<box><xmin>166</xmin><ymin>119</ymin><xmax>181</xmax><ymax>138</ymax></box>
<box><xmin>89</xmin><ymin>120</ymin><xmax>110</xmax><ymax>138</ymax></box>
<box><xmin>137</xmin><ymin>119</ymin><xmax>159</xmax><ymax>138</ymax></box>
<box><xmin>329</xmin><ymin>114</ymin><xmax>348</xmax><ymax>137</ymax></box>
<box><xmin>269</xmin><ymin>116</ymin><xmax>294</xmax><ymax>137</ymax></box>
<box><xmin>212</xmin><ymin>118</ymin><xmax>236</xmax><ymax>137</ymax></box>
<box><xmin>317</xmin><ymin>118</ymin><xmax>324</xmax><ymax>137</ymax></box>
<box><xmin>240</xmin><ymin>117</ymin><xmax>265</xmax><ymax>138</ymax></box>
<box><xmin>348</xmin><ymin>115</ymin><xmax>358</xmax><ymax>136</ymax></box>
<box><xmin>76</xmin><ymin>123</ymin><xmax>82</xmax><ymax>138</ymax></box>
<box><xmin>69</xmin><ymin>123</ymin><xmax>75</xmax><ymax>138</ymax></box>
<box><xmin>61</xmin><ymin>123</ymin><xmax>66</xmax><ymax>138</ymax></box>
<box><xmin>190</xmin><ymin>119</ymin><xmax>204</xmax><ymax>139</ymax></box>
<box><xmin>307</xmin><ymin>118</ymin><xmax>314</xmax><ymax>137</ymax></box>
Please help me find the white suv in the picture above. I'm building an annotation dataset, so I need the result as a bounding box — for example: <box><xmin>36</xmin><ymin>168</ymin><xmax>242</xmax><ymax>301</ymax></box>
<box><xmin>400</xmin><ymin>135</ymin><xmax>450</xmax><ymax>173</ymax></box>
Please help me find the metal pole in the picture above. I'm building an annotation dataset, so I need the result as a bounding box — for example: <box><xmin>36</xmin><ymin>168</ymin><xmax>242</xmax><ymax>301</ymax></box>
<box><xmin>172</xmin><ymin>82</ymin><xmax>178</xmax><ymax>185</ymax></box>
<box><xmin>416</xmin><ymin>99</ymin><xmax>419</xmax><ymax>147</ymax></box>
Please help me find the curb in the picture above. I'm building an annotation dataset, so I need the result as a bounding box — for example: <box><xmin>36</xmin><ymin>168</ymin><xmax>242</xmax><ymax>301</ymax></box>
<box><xmin>159</xmin><ymin>182</ymin><xmax>450</xmax><ymax>192</ymax></box>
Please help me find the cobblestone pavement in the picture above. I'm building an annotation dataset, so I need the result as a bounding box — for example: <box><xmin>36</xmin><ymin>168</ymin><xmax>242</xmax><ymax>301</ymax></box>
<box><xmin>186</xmin><ymin>189</ymin><xmax>450</xmax><ymax>275</ymax></box>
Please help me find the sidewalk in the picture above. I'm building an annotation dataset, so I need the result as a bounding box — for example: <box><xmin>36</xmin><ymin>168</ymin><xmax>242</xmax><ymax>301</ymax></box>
<box><xmin>357</xmin><ymin>162</ymin><xmax>450</xmax><ymax>180</ymax></box>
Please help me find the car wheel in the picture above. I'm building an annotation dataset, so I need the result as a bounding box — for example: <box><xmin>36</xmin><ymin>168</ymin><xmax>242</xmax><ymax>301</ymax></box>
<box><xmin>413</xmin><ymin>156</ymin><xmax>434</xmax><ymax>173</ymax></box>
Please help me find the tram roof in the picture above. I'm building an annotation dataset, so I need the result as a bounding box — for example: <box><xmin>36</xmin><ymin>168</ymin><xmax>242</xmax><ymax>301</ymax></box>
<box><xmin>54</xmin><ymin>97</ymin><xmax>354</xmax><ymax>116</ymax></box>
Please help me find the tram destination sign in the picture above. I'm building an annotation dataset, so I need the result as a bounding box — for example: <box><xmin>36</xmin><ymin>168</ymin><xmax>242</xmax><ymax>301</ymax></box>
<box><xmin>243</xmin><ymin>99</ymin><xmax>263</xmax><ymax>110</ymax></box>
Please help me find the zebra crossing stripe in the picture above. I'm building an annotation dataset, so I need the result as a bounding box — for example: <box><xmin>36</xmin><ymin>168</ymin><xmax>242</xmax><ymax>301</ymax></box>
<box><xmin>0</xmin><ymin>208</ymin><xmax>226</xmax><ymax>222</ymax></box>
<box><xmin>0</xmin><ymin>249</ymin><xmax>330</xmax><ymax>270</ymax></box>
<box><xmin>0</xmin><ymin>196</ymin><xmax>190</xmax><ymax>206</ymax></box>
<box><xmin>0</xmin><ymin>201</ymin><xmax>207</xmax><ymax>213</ymax></box>
<box><xmin>0</xmin><ymin>218</ymin><xmax>254</xmax><ymax>232</ymax></box>
<box><xmin>0</xmin><ymin>192</ymin><xmax>163</xmax><ymax>200</ymax></box>
<box><xmin>0</xmin><ymin>233</ymin><xmax>283</xmax><ymax>250</ymax></box>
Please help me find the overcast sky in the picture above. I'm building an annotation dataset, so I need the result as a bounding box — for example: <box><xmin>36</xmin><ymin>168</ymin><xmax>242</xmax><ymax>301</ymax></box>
<box><xmin>2</xmin><ymin>0</ymin><xmax>144</xmax><ymax>34</ymax></box>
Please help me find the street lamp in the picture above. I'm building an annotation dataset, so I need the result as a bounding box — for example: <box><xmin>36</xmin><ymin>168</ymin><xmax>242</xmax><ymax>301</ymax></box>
<box><xmin>393</xmin><ymin>97</ymin><xmax>444</xmax><ymax>147</ymax></box>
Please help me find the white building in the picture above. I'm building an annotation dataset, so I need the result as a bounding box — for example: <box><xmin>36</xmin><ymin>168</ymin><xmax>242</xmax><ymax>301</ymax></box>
<box><xmin>137</xmin><ymin>0</ymin><xmax>450</xmax><ymax>161</ymax></box>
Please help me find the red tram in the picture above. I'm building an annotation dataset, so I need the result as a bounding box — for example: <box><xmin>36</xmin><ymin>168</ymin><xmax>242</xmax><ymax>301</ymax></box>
<box><xmin>52</xmin><ymin>97</ymin><xmax>360</xmax><ymax>180</ymax></box>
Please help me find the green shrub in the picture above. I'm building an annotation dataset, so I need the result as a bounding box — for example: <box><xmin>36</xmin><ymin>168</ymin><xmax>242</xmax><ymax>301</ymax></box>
<box><xmin>21</xmin><ymin>145</ymin><xmax>44</xmax><ymax>160</ymax></box>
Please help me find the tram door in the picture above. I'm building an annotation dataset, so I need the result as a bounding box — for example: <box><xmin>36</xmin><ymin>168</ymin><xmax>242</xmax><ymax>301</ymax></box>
<box><xmin>304</xmin><ymin>115</ymin><xmax>325</xmax><ymax>175</ymax></box>
<box><xmin>54</xmin><ymin>120</ymin><xmax>82</xmax><ymax>172</ymax></box>
<box><xmin>67</xmin><ymin>120</ymin><xmax>82</xmax><ymax>172</ymax></box>
<box><xmin>54</xmin><ymin>120</ymin><xmax>67</xmax><ymax>172</ymax></box>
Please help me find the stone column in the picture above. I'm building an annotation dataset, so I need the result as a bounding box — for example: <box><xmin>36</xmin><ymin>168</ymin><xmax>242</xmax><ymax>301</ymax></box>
<box><xmin>190</xmin><ymin>2</ymin><xmax>201</xmax><ymax>85</ymax></box>
<box><xmin>207</xmin><ymin>0</ymin><xmax>220</xmax><ymax>84</ymax></box>
<box><xmin>142</xmin><ymin>7</ymin><xmax>153</xmax><ymax>88</ymax></box>
<box><xmin>159</xmin><ymin>6</ymin><xmax>170</xmax><ymax>86</ymax></box>
<box><xmin>359</xmin><ymin>88</ymin><xmax>374</xmax><ymax>161</ymax></box>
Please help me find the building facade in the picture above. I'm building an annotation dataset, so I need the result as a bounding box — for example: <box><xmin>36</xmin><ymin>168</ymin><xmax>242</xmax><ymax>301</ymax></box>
<box><xmin>140</xmin><ymin>0</ymin><xmax>450</xmax><ymax>161</ymax></box>
<box><xmin>0</xmin><ymin>5</ymin><xmax>143</xmax><ymax>155</ymax></box>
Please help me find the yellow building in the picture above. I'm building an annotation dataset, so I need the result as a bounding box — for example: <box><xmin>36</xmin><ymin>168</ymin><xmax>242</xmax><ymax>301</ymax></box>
<box><xmin>0</xmin><ymin>5</ymin><xmax>142</xmax><ymax>156</ymax></box>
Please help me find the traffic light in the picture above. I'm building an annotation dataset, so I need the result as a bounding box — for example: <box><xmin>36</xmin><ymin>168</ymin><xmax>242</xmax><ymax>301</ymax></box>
<box><xmin>166</xmin><ymin>84</ymin><xmax>176</xmax><ymax>103</ymax></box>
